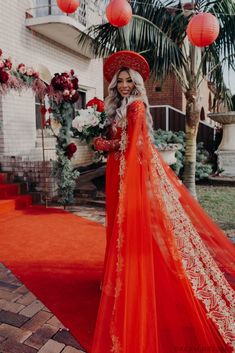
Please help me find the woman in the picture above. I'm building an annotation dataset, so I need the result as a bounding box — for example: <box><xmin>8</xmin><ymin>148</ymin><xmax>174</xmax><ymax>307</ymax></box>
<box><xmin>92</xmin><ymin>50</ymin><xmax>235</xmax><ymax>353</ymax></box>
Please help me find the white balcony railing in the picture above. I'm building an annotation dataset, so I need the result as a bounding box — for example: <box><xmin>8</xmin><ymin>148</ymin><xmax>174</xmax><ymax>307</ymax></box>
<box><xmin>26</xmin><ymin>0</ymin><xmax>87</xmax><ymax>27</ymax></box>
<box><xmin>25</xmin><ymin>0</ymin><xmax>101</xmax><ymax>57</ymax></box>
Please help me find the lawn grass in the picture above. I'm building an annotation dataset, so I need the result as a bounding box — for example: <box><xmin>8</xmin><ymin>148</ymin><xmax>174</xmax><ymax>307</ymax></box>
<box><xmin>197</xmin><ymin>184</ymin><xmax>235</xmax><ymax>230</ymax></box>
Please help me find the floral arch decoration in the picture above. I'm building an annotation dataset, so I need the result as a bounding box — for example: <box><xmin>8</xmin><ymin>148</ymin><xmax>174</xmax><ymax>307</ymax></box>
<box><xmin>0</xmin><ymin>49</ymin><xmax>80</xmax><ymax>205</ymax></box>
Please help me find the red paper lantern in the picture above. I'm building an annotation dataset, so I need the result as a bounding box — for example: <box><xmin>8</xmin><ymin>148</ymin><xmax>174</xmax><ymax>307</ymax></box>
<box><xmin>187</xmin><ymin>13</ymin><xmax>220</xmax><ymax>47</ymax></box>
<box><xmin>56</xmin><ymin>0</ymin><xmax>80</xmax><ymax>14</ymax></box>
<box><xmin>86</xmin><ymin>97</ymin><xmax>105</xmax><ymax>112</ymax></box>
<box><xmin>106</xmin><ymin>0</ymin><xmax>132</xmax><ymax>27</ymax></box>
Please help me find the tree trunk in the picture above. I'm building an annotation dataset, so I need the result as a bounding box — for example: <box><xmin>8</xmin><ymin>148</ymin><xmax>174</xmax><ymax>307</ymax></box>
<box><xmin>182</xmin><ymin>90</ymin><xmax>200</xmax><ymax>198</ymax></box>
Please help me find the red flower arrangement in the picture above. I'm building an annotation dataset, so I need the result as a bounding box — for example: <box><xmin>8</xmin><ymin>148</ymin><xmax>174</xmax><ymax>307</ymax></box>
<box><xmin>0</xmin><ymin>48</ymin><xmax>80</xmax><ymax>204</ymax></box>
<box><xmin>51</xmin><ymin>70</ymin><xmax>79</xmax><ymax>103</ymax></box>
<box><xmin>0</xmin><ymin>50</ymin><xmax>12</xmax><ymax>84</ymax></box>
<box><xmin>65</xmin><ymin>142</ymin><xmax>77</xmax><ymax>159</ymax></box>
<box><xmin>0</xmin><ymin>70</ymin><xmax>9</xmax><ymax>84</ymax></box>
<box><xmin>17</xmin><ymin>63</ymin><xmax>39</xmax><ymax>79</ymax></box>
<box><xmin>0</xmin><ymin>50</ymin><xmax>46</xmax><ymax>97</ymax></box>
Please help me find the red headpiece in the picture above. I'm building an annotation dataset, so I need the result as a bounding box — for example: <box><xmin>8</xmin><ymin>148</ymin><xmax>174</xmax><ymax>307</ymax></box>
<box><xmin>104</xmin><ymin>50</ymin><xmax>150</xmax><ymax>82</ymax></box>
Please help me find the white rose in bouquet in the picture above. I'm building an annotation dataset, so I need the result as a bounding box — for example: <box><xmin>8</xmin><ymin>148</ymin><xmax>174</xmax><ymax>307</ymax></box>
<box><xmin>72</xmin><ymin>104</ymin><xmax>109</xmax><ymax>144</ymax></box>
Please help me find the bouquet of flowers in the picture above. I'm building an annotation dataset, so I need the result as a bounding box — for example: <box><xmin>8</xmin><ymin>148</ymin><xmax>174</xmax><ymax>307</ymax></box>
<box><xmin>72</xmin><ymin>97</ymin><xmax>110</xmax><ymax>145</ymax></box>
<box><xmin>50</xmin><ymin>70</ymin><xmax>79</xmax><ymax>104</ymax></box>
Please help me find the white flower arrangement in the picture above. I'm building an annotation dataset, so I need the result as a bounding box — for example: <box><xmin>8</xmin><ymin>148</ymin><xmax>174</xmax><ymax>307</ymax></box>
<box><xmin>72</xmin><ymin>106</ymin><xmax>110</xmax><ymax>144</ymax></box>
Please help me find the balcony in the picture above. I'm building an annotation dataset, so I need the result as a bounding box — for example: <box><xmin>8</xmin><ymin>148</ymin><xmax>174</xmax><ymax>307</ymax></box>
<box><xmin>25</xmin><ymin>1</ymin><xmax>96</xmax><ymax>58</ymax></box>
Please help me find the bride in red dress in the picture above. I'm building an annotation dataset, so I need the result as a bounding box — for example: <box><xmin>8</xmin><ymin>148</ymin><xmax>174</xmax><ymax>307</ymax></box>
<box><xmin>92</xmin><ymin>50</ymin><xmax>235</xmax><ymax>353</ymax></box>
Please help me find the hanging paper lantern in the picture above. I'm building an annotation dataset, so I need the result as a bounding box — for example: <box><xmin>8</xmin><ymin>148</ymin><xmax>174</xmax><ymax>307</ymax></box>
<box><xmin>187</xmin><ymin>13</ymin><xmax>220</xmax><ymax>47</ymax></box>
<box><xmin>106</xmin><ymin>0</ymin><xmax>132</xmax><ymax>27</ymax></box>
<box><xmin>56</xmin><ymin>0</ymin><xmax>80</xmax><ymax>14</ymax></box>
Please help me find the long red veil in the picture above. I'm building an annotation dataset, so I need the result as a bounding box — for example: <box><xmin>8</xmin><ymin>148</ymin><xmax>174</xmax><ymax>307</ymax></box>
<box><xmin>92</xmin><ymin>100</ymin><xmax>235</xmax><ymax>353</ymax></box>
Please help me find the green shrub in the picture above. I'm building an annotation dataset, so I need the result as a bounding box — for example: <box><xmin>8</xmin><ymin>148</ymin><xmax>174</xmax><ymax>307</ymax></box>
<box><xmin>153</xmin><ymin>129</ymin><xmax>213</xmax><ymax>181</ymax></box>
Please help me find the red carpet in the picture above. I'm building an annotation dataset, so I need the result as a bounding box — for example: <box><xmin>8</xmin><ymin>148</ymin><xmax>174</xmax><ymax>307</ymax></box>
<box><xmin>0</xmin><ymin>173</ymin><xmax>32</xmax><ymax>214</ymax></box>
<box><xmin>0</xmin><ymin>173</ymin><xmax>105</xmax><ymax>352</ymax></box>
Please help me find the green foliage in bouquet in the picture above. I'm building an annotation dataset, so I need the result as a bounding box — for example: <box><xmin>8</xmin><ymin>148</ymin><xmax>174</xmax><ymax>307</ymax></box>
<box><xmin>153</xmin><ymin>129</ymin><xmax>213</xmax><ymax>181</ymax></box>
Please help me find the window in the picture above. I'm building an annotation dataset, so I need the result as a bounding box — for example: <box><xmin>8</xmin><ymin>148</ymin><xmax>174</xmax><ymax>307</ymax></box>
<box><xmin>74</xmin><ymin>90</ymin><xmax>86</xmax><ymax>115</ymax></box>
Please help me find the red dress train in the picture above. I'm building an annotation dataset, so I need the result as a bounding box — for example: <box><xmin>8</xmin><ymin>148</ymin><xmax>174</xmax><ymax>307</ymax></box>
<box><xmin>92</xmin><ymin>100</ymin><xmax>235</xmax><ymax>353</ymax></box>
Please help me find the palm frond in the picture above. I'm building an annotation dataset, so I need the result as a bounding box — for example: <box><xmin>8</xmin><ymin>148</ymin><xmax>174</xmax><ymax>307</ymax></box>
<box><xmin>77</xmin><ymin>2</ymin><xmax>186</xmax><ymax>81</ymax></box>
<box><xmin>80</xmin><ymin>0</ymin><xmax>235</xmax><ymax>101</ymax></box>
<box><xmin>200</xmin><ymin>0</ymin><xmax>235</xmax><ymax>70</ymax></box>
<box><xmin>201</xmin><ymin>46</ymin><xmax>234</xmax><ymax>109</ymax></box>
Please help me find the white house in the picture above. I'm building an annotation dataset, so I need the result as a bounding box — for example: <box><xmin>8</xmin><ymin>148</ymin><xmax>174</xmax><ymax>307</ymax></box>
<box><xmin>0</xmin><ymin>0</ymin><xmax>104</xmax><ymax>197</ymax></box>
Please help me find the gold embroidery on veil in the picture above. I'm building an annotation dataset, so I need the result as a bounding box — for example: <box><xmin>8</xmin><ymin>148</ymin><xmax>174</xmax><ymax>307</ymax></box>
<box><xmin>149</xmin><ymin>144</ymin><xmax>235</xmax><ymax>348</ymax></box>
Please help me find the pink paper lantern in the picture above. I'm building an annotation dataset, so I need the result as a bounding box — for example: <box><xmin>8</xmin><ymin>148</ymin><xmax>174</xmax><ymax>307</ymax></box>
<box><xmin>56</xmin><ymin>0</ymin><xmax>80</xmax><ymax>14</ymax></box>
<box><xmin>187</xmin><ymin>13</ymin><xmax>220</xmax><ymax>47</ymax></box>
<box><xmin>106</xmin><ymin>0</ymin><xmax>132</xmax><ymax>27</ymax></box>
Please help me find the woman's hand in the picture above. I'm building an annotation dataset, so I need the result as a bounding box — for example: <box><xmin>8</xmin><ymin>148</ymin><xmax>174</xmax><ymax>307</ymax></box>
<box><xmin>92</xmin><ymin>137</ymin><xmax>104</xmax><ymax>151</ymax></box>
<box><xmin>92</xmin><ymin>137</ymin><xmax>120</xmax><ymax>152</ymax></box>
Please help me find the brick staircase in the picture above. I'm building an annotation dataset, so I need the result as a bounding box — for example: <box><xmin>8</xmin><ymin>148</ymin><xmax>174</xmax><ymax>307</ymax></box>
<box><xmin>74</xmin><ymin>165</ymin><xmax>106</xmax><ymax>209</ymax></box>
<box><xmin>0</xmin><ymin>172</ymin><xmax>32</xmax><ymax>216</ymax></box>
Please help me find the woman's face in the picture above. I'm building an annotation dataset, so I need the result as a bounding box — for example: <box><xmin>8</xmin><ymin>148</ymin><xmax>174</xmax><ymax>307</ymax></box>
<box><xmin>116</xmin><ymin>70</ymin><xmax>135</xmax><ymax>98</ymax></box>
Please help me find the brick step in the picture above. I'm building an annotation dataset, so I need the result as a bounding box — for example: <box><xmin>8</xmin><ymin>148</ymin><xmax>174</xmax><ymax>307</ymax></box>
<box><xmin>75</xmin><ymin>182</ymin><xmax>97</xmax><ymax>199</ymax></box>
<box><xmin>96</xmin><ymin>191</ymin><xmax>105</xmax><ymax>201</ymax></box>
<box><xmin>0</xmin><ymin>195</ymin><xmax>32</xmax><ymax>215</ymax></box>
<box><xmin>0</xmin><ymin>182</ymin><xmax>29</xmax><ymax>199</ymax></box>
<box><xmin>95</xmin><ymin>195</ymin><xmax>105</xmax><ymax>201</ymax></box>
<box><xmin>0</xmin><ymin>184</ymin><xmax>20</xmax><ymax>198</ymax></box>
<box><xmin>74</xmin><ymin>191</ymin><xmax>97</xmax><ymax>199</ymax></box>
<box><xmin>0</xmin><ymin>172</ymin><xmax>9</xmax><ymax>184</ymax></box>
<box><xmin>75</xmin><ymin>197</ymin><xmax>105</xmax><ymax>208</ymax></box>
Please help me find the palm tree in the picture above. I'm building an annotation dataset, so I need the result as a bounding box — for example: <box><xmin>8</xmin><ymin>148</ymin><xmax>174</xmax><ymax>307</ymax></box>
<box><xmin>79</xmin><ymin>0</ymin><xmax>235</xmax><ymax>197</ymax></box>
